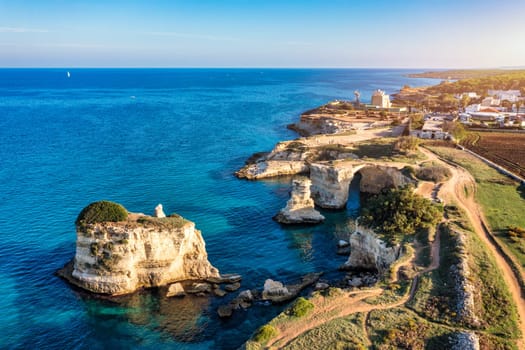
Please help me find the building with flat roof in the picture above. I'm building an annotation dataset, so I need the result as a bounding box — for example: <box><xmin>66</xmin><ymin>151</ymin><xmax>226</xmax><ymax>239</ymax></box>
<box><xmin>370</xmin><ymin>89</ymin><xmax>391</xmax><ymax>108</ymax></box>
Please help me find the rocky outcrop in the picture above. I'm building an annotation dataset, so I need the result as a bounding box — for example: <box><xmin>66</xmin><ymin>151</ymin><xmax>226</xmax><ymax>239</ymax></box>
<box><xmin>343</xmin><ymin>227</ymin><xmax>400</xmax><ymax>273</ymax></box>
<box><xmin>449</xmin><ymin>227</ymin><xmax>479</xmax><ymax>326</ymax></box>
<box><xmin>235</xmin><ymin>141</ymin><xmax>311</xmax><ymax>179</ymax></box>
<box><xmin>309</xmin><ymin>162</ymin><xmax>358</xmax><ymax>209</ymax></box>
<box><xmin>154</xmin><ymin>204</ymin><xmax>166</xmax><ymax>218</ymax></box>
<box><xmin>274</xmin><ymin>177</ymin><xmax>325</xmax><ymax>224</ymax></box>
<box><xmin>358</xmin><ymin>165</ymin><xmax>414</xmax><ymax>195</ymax></box>
<box><xmin>449</xmin><ymin>331</ymin><xmax>480</xmax><ymax>350</ymax></box>
<box><xmin>60</xmin><ymin>210</ymin><xmax>220</xmax><ymax>296</ymax></box>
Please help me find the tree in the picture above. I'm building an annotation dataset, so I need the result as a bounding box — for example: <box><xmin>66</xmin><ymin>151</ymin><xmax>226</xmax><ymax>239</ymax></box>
<box><xmin>460</xmin><ymin>94</ymin><xmax>471</xmax><ymax>112</ymax></box>
<box><xmin>443</xmin><ymin>121</ymin><xmax>466</xmax><ymax>141</ymax></box>
<box><xmin>360</xmin><ymin>187</ymin><xmax>442</xmax><ymax>245</ymax></box>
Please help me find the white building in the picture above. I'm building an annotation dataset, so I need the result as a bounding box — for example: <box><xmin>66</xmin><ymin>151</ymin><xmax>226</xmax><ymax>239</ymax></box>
<box><xmin>410</xmin><ymin>117</ymin><xmax>451</xmax><ymax>140</ymax></box>
<box><xmin>370</xmin><ymin>89</ymin><xmax>391</xmax><ymax>108</ymax></box>
<box><xmin>456</xmin><ymin>92</ymin><xmax>479</xmax><ymax>99</ymax></box>
<box><xmin>465</xmin><ymin>104</ymin><xmax>481</xmax><ymax>113</ymax></box>
<box><xmin>488</xmin><ymin>89</ymin><xmax>521</xmax><ymax>102</ymax></box>
<box><xmin>481</xmin><ymin>97</ymin><xmax>500</xmax><ymax>107</ymax></box>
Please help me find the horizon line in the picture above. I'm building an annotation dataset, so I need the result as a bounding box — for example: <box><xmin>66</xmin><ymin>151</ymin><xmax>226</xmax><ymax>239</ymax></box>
<box><xmin>0</xmin><ymin>66</ymin><xmax>517</xmax><ymax>70</ymax></box>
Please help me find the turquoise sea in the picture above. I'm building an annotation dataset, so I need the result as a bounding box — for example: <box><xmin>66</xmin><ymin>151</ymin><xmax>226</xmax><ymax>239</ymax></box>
<box><xmin>0</xmin><ymin>69</ymin><xmax>439</xmax><ymax>349</ymax></box>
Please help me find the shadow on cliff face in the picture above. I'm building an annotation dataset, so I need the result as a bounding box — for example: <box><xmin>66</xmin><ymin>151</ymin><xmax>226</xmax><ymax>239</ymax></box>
<box><xmin>518</xmin><ymin>183</ymin><xmax>525</xmax><ymax>201</ymax></box>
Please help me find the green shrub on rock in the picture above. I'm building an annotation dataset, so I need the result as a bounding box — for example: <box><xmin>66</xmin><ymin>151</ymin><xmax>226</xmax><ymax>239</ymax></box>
<box><xmin>253</xmin><ymin>325</ymin><xmax>278</xmax><ymax>343</ymax></box>
<box><xmin>76</xmin><ymin>201</ymin><xmax>128</xmax><ymax>226</ymax></box>
<box><xmin>289</xmin><ymin>297</ymin><xmax>314</xmax><ymax>318</ymax></box>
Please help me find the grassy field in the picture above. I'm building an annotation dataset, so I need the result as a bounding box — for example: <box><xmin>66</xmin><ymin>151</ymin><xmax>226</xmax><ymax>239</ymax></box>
<box><xmin>367</xmin><ymin>307</ymin><xmax>452</xmax><ymax>349</ymax></box>
<box><xmin>427</xmin><ymin>145</ymin><xmax>525</xmax><ymax>268</ymax></box>
<box><xmin>281</xmin><ymin>313</ymin><xmax>367</xmax><ymax>350</ymax></box>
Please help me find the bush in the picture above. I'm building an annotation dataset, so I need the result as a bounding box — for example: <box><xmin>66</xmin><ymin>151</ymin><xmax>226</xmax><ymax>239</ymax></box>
<box><xmin>253</xmin><ymin>325</ymin><xmax>278</xmax><ymax>343</ymax></box>
<box><xmin>361</xmin><ymin>187</ymin><xmax>443</xmax><ymax>244</ymax></box>
<box><xmin>288</xmin><ymin>297</ymin><xmax>314</xmax><ymax>318</ymax></box>
<box><xmin>416</xmin><ymin>165</ymin><xmax>451</xmax><ymax>182</ymax></box>
<box><xmin>76</xmin><ymin>201</ymin><xmax>128</xmax><ymax>226</ymax></box>
<box><xmin>394</xmin><ymin>136</ymin><xmax>420</xmax><ymax>153</ymax></box>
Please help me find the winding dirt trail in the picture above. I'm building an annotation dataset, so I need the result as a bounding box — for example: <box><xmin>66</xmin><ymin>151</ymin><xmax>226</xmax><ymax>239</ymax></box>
<box><xmin>265</xmin><ymin>147</ymin><xmax>524</xmax><ymax>349</ymax></box>
<box><xmin>421</xmin><ymin>147</ymin><xmax>525</xmax><ymax>347</ymax></box>
<box><xmin>266</xmin><ymin>225</ymin><xmax>440</xmax><ymax>349</ymax></box>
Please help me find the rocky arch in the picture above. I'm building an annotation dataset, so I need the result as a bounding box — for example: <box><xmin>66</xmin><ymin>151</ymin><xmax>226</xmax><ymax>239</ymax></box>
<box><xmin>309</xmin><ymin>162</ymin><xmax>413</xmax><ymax>209</ymax></box>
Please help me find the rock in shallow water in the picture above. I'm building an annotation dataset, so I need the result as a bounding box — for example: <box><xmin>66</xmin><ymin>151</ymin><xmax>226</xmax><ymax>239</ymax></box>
<box><xmin>274</xmin><ymin>177</ymin><xmax>325</xmax><ymax>224</ymax></box>
<box><xmin>59</xmin><ymin>204</ymin><xmax>220</xmax><ymax>296</ymax></box>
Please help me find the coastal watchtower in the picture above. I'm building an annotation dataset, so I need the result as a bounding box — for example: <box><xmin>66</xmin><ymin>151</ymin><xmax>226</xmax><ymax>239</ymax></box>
<box><xmin>371</xmin><ymin>89</ymin><xmax>391</xmax><ymax>108</ymax></box>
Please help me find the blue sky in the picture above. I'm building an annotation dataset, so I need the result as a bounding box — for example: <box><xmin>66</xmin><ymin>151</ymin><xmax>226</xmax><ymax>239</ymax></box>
<box><xmin>1</xmin><ymin>0</ymin><xmax>524</xmax><ymax>68</ymax></box>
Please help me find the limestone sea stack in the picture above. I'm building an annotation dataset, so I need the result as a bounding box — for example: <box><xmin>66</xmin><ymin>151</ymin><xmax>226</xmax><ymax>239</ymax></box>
<box><xmin>274</xmin><ymin>177</ymin><xmax>325</xmax><ymax>224</ymax></box>
<box><xmin>58</xmin><ymin>201</ymin><xmax>219</xmax><ymax>295</ymax></box>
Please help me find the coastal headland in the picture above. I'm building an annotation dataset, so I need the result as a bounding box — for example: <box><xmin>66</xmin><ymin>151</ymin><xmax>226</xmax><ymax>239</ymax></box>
<box><xmin>238</xmin><ymin>70</ymin><xmax>525</xmax><ymax>349</ymax></box>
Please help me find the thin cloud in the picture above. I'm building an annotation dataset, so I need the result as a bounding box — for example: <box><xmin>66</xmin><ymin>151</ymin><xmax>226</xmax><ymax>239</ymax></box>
<box><xmin>148</xmin><ymin>31</ymin><xmax>237</xmax><ymax>42</ymax></box>
<box><xmin>0</xmin><ymin>27</ymin><xmax>49</xmax><ymax>33</ymax></box>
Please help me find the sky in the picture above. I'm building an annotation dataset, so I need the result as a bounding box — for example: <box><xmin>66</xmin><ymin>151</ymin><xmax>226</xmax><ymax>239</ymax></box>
<box><xmin>0</xmin><ymin>0</ymin><xmax>524</xmax><ymax>68</ymax></box>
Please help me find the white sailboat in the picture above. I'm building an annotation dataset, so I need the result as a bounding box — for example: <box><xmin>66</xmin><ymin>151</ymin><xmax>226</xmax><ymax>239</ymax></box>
<box><xmin>67</xmin><ymin>71</ymin><xmax>71</xmax><ymax>78</ymax></box>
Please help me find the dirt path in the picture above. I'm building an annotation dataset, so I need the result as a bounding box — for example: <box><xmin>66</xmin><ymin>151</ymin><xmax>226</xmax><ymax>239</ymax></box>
<box><xmin>421</xmin><ymin>148</ymin><xmax>525</xmax><ymax>347</ymax></box>
<box><xmin>267</xmin><ymin>228</ymin><xmax>440</xmax><ymax>349</ymax></box>
<box><xmin>265</xmin><ymin>147</ymin><xmax>525</xmax><ymax>349</ymax></box>
<box><xmin>301</xmin><ymin>124</ymin><xmax>406</xmax><ymax>147</ymax></box>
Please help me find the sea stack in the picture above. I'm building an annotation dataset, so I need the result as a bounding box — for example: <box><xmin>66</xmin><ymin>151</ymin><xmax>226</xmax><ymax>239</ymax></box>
<box><xmin>274</xmin><ymin>177</ymin><xmax>325</xmax><ymax>224</ymax></box>
<box><xmin>58</xmin><ymin>201</ymin><xmax>219</xmax><ymax>295</ymax></box>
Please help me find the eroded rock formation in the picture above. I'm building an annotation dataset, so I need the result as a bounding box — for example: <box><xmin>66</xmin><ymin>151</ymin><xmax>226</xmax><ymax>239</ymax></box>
<box><xmin>309</xmin><ymin>162</ymin><xmax>357</xmax><ymax>209</ymax></box>
<box><xmin>59</xmin><ymin>209</ymin><xmax>219</xmax><ymax>295</ymax></box>
<box><xmin>343</xmin><ymin>227</ymin><xmax>400</xmax><ymax>273</ymax></box>
<box><xmin>359</xmin><ymin>165</ymin><xmax>414</xmax><ymax>195</ymax></box>
<box><xmin>274</xmin><ymin>177</ymin><xmax>325</xmax><ymax>224</ymax></box>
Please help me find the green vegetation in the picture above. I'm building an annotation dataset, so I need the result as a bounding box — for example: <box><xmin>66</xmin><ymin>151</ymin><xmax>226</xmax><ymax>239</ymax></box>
<box><xmin>361</xmin><ymin>187</ymin><xmax>443</xmax><ymax>244</ymax></box>
<box><xmin>76</xmin><ymin>200</ymin><xmax>128</xmax><ymax>226</ymax></box>
<box><xmin>282</xmin><ymin>313</ymin><xmax>367</xmax><ymax>350</ymax></box>
<box><xmin>426</xmin><ymin>70</ymin><xmax>525</xmax><ymax>96</ymax></box>
<box><xmin>446</xmin><ymin>205</ymin><xmax>519</xmax><ymax>339</ymax></box>
<box><xmin>288</xmin><ymin>297</ymin><xmax>314</xmax><ymax>318</ymax></box>
<box><xmin>393</xmin><ymin>136</ymin><xmax>420</xmax><ymax>153</ymax></box>
<box><xmin>253</xmin><ymin>325</ymin><xmax>278</xmax><ymax>344</ymax></box>
<box><xmin>368</xmin><ymin>308</ymin><xmax>451</xmax><ymax>350</ymax></box>
<box><xmin>428</xmin><ymin>146</ymin><xmax>525</xmax><ymax>268</ymax></box>
<box><xmin>398</xmin><ymin>70</ymin><xmax>525</xmax><ymax>112</ymax></box>
<box><xmin>136</xmin><ymin>214</ymin><xmax>189</xmax><ymax>229</ymax></box>
<box><xmin>442</xmin><ymin>121</ymin><xmax>466</xmax><ymax>141</ymax></box>
<box><xmin>416</xmin><ymin>164</ymin><xmax>451</xmax><ymax>182</ymax></box>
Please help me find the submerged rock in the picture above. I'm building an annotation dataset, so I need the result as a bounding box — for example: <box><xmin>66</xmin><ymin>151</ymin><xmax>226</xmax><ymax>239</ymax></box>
<box><xmin>274</xmin><ymin>177</ymin><xmax>325</xmax><ymax>224</ymax></box>
<box><xmin>58</xmin><ymin>202</ymin><xmax>220</xmax><ymax>296</ymax></box>
<box><xmin>217</xmin><ymin>305</ymin><xmax>233</xmax><ymax>318</ymax></box>
<box><xmin>224</xmin><ymin>282</ymin><xmax>241</xmax><ymax>292</ymax></box>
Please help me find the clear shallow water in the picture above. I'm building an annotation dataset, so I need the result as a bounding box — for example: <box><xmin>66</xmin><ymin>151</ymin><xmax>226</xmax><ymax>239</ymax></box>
<box><xmin>0</xmin><ymin>69</ymin><xmax>439</xmax><ymax>349</ymax></box>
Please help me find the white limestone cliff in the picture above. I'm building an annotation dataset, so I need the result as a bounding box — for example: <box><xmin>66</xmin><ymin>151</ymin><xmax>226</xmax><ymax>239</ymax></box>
<box><xmin>309</xmin><ymin>162</ymin><xmax>357</xmax><ymax>209</ymax></box>
<box><xmin>65</xmin><ymin>213</ymin><xmax>219</xmax><ymax>295</ymax></box>
<box><xmin>274</xmin><ymin>177</ymin><xmax>325</xmax><ymax>224</ymax></box>
<box><xmin>343</xmin><ymin>227</ymin><xmax>400</xmax><ymax>273</ymax></box>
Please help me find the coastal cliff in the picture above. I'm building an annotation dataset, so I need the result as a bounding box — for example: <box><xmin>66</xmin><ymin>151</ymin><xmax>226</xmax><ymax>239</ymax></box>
<box><xmin>359</xmin><ymin>165</ymin><xmax>414</xmax><ymax>195</ymax></box>
<box><xmin>274</xmin><ymin>177</ymin><xmax>325</xmax><ymax>224</ymax></box>
<box><xmin>309</xmin><ymin>162</ymin><xmax>356</xmax><ymax>209</ymax></box>
<box><xmin>59</xmin><ymin>202</ymin><xmax>219</xmax><ymax>295</ymax></box>
<box><xmin>343</xmin><ymin>227</ymin><xmax>400</xmax><ymax>273</ymax></box>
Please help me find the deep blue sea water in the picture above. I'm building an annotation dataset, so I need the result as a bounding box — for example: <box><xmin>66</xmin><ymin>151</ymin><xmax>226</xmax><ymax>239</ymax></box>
<box><xmin>0</xmin><ymin>69</ymin><xmax>439</xmax><ymax>349</ymax></box>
